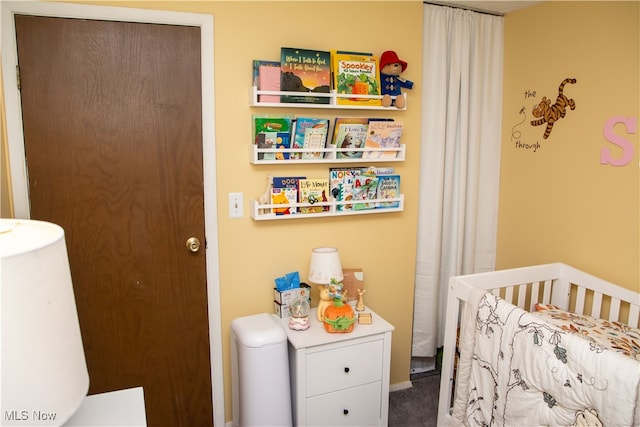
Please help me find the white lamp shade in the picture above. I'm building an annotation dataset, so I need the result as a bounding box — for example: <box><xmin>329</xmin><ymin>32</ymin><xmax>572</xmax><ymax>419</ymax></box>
<box><xmin>308</xmin><ymin>247</ymin><xmax>343</xmax><ymax>285</ymax></box>
<box><xmin>1</xmin><ymin>219</ymin><xmax>89</xmax><ymax>426</ymax></box>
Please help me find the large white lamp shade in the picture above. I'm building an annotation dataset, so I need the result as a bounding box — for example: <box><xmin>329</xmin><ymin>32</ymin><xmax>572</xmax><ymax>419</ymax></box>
<box><xmin>1</xmin><ymin>219</ymin><xmax>89</xmax><ymax>426</ymax></box>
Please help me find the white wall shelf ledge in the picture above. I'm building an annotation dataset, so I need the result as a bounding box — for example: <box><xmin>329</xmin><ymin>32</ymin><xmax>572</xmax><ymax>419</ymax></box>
<box><xmin>250</xmin><ymin>196</ymin><xmax>404</xmax><ymax>221</ymax></box>
<box><xmin>249</xmin><ymin>144</ymin><xmax>406</xmax><ymax>164</ymax></box>
<box><xmin>249</xmin><ymin>86</ymin><xmax>407</xmax><ymax>111</ymax></box>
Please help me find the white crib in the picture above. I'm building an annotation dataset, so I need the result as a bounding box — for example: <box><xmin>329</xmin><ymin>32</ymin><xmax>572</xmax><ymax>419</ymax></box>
<box><xmin>437</xmin><ymin>262</ymin><xmax>640</xmax><ymax>426</ymax></box>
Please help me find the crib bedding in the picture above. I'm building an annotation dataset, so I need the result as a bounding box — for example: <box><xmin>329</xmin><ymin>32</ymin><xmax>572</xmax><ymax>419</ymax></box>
<box><xmin>533</xmin><ymin>303</ymin><xmax>640</xmax><ymax>361</ymax></box>
<box><xmin>452</xmin><ymin>290</ymin><xmax>640</xmax><ymax>427</ymax></box>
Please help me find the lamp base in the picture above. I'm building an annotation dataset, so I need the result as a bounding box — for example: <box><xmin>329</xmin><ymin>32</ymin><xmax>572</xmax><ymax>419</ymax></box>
<box><xmin>316</xmin><ymin>285</ymin><xmax>332</xmax><ymax>322</ymax></box>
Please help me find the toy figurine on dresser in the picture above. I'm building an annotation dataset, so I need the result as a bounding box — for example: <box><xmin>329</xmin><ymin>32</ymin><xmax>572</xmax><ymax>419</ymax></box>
<box><xmin>380</xmin><ymin>50</ymin><xmax>414</xmax><ymax>108</ymax></box>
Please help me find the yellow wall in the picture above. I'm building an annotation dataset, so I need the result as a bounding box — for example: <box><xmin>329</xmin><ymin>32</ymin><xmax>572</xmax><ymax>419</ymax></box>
<box><xmin>4</xmin><ymin>0</ymin><xmax>637</xmax><ymax>423</ymax></box>
<box><xmin>498</xmin><ymin>1</ymin><xmax>639</xmax><ymax>290</ymax></box>
<box><xmin>3</xmin><ymin>0</ymin><xmax>423</xmax><ymax>422</ymax></box>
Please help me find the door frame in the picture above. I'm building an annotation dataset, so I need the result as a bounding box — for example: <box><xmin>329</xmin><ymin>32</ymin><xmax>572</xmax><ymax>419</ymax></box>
<box><xmin>1</xmin><ymin>1</ymin><xmax>225</xmax><ymax>425</ymax></box>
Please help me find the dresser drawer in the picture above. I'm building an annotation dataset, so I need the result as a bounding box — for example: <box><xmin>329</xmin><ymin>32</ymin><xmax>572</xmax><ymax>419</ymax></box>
<box><xmin>306</xmin><ymin>381</ymin><xmax>382</xmax><ymax>426</ymax></box>
<box><xmin>305</xmin><ymin>338</ymin><xmax>383</xmax><ymax>396</ymax></box>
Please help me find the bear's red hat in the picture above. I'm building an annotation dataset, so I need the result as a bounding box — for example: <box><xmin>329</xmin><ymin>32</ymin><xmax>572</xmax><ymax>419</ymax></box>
<box><xmin>380</xmin><ymin>51</ymin><xmax>407</xmax><ymax>72</ymax></box>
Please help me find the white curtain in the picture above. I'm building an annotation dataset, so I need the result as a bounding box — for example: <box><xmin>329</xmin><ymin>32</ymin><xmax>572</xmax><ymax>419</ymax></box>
<box><xmin>412</xmin><ymin>4</ymin><xmax>504</xmax><ymax>358</ymax></box>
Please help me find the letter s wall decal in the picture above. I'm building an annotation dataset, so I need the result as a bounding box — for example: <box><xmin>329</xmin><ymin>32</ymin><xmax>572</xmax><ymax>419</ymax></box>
<box><xmin>601</xmin><ymin>116</ymin><xmax>637</xmax><ymax>166</ymax></box>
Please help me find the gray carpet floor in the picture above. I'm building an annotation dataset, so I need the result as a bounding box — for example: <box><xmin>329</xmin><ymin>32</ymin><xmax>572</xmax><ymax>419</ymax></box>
<box><xmin>388</xmin><ymin>371</ymin><xmax>441</xmax><ymax>427</ymax></box>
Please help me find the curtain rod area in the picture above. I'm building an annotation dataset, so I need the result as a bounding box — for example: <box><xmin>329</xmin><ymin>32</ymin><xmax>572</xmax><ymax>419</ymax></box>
<box><xmin>423</xmin><ymin>1</ymin><xmax>504</xmax><ymax>16</ymax></box>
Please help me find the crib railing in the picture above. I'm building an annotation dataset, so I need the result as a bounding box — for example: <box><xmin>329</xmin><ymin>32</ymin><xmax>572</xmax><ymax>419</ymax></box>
<box><xmin>437</xmin><ymin>262</ymin><xmax>640</xmax><ymax>426</ymax></box>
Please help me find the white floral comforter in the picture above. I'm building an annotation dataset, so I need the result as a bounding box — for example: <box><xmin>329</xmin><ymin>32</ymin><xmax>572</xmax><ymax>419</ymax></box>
<box><xmin>452</xmin><ymin>290</ymin><xmax>640</xmax><ymax>427</ymax></box>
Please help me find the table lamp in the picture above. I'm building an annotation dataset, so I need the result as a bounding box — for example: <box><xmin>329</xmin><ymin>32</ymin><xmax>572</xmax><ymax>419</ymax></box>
<box><xmin>1</xmin><ymin>219</ymin><xmax>89</xmax><ymax>426</ymax></box>
<box><xmin>308</xmin><ymin>247</ymin><xmax>343</xmax><ymax>322</ymax></box>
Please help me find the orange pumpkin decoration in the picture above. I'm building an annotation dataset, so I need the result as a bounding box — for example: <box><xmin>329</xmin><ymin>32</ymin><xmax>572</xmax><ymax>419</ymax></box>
<box><xmin>323</xmin><ymin>298</ymin><xmax>356</xmax><ymax>333</ymax></box>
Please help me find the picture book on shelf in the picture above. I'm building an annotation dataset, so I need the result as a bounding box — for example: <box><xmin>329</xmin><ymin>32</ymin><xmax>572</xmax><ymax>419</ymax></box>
<box><xmin>302</xmin><ymin>127</ymin><xmax>328</xmax><ymax>160</ymax></box>
<box><xmin>253</xmin><ymin>115</ymin><xmax>293</xmax><ymax>160</ymax></box>
<box><xmin>280</xmin><ymin>47</ymin><xmax>331</xmax><ymax>104</ymax></box>
<box><xmin>363</xmin><ymin>120</ymin><xmax>404</xmax><ymax>159</ymax></box>
<box><xmin>255</xmin><ymin>132</ymin><xmax>290</xmax><ymax>160</ymax></box>
<box><xmin>332</xmin><ymin>51</ymin><xmax>381</xmax><ymax>106</ymax></box>
<box><xmin>253</xmin><ymin>60</ymin><xmax>280</xmax><ymax>103</ymax></box>
<box><xmin>298</xmin><ymin>178</ymin><xmax>329</xmax><ymax>213</ymax></box>
<box><xmin>375</xmin><ymin>174</ymin><xmax>401</xmax><ymax>208</ymax></box>
<box><xmin>366</xmin><ymin>166</ymin><xmax>395</xmax><ymax>175</ymax></box>
<box><xmin>352</xmin><ymin>174</ymin><xmax>379</xmax><ymax>210</ymax></box>
<box><xmin>271</xmin><ymin>187</ymin><xmax>297</xmax><ymax>215</ymax></box>
<box><xmin>329</xmin><ymin>117</ymin><xmax>369</xmax><ymax>145</ymax></box>
<box><xmin>291</xmin><ymin>117</ymin><xmax>329</xmax><ymax>159</ymax></box>
<box><xmin>253</xmin><ymin>115</ymin><xmax>293</xmax><ymax>138</ymax></box>
<box><xmin>329</xmin><ymin>167</ymin><xmax>364</xmax><ymax>211</ymax></box>
<box><xmin>273</xmin><ymin>176</ymin><xmax>305</xmax><ymax>214</ymax></box>
<box><xmin>334</xmin><ymin>123</ymin><xmax>368</xmax><ymax>159</ymax></box>
<box><xmin>274</xmin><ymin>132</ymin><xmax>291</xmax><ymax>160</ymax></box>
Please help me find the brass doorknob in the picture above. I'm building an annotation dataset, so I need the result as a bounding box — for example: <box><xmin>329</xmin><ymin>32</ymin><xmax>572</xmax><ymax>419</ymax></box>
<box><xmin>186</xmin><ymin>237</ymin><xmax>201</xmax><ymax>253</ymax></box>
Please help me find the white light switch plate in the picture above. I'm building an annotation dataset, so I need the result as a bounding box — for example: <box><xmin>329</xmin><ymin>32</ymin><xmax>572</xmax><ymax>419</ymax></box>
<box><xmin>228</xmin><ymin>192</ymin><xmax>243</xmax><ymax>218</ymax></box>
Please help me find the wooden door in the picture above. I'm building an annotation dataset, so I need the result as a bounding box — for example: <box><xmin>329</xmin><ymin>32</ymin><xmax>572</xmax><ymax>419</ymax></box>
<box><xmin>15</xmin><ymin>15</ymin><xmax>213</xmax><ymax>426</ymax></box>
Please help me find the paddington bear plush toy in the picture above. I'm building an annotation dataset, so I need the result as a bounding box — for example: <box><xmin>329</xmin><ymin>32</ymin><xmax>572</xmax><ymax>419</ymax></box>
<box><xmin>380</xmin><ymin>50</ymin><xmax>413</xmax><ymax>108</ymax></box>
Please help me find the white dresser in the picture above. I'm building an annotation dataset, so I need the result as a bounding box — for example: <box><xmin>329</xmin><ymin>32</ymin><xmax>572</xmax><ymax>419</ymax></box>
<box><xmin>280</xmin><ymin>307</ymin><xmax>394</xmax><ymax>426</ymax></box>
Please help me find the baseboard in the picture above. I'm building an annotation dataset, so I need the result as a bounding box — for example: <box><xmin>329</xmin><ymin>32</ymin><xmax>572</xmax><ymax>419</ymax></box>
<box><xmin>410</xmin><ymin>356</ymin><xmax>436</xmax><ymax>374</ymax></box>
<box><xmin>389</xmin><ymin>380</ymin><xmax>413</xmax><ymax>392</ymax></box>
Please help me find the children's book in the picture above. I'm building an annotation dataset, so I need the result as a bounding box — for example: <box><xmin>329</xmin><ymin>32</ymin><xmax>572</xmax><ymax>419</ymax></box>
<box><xmin>329</xmin><ymin>117</ymin><xmax>369</xmax><ymax>145</ymax></box>
<box><xmin>365</xmin><ymin>166</ymin><xmax>395</xmax><ymax>175</ymax></box>
<box><xmin>271</xmin><ymin>176</ymin><xmax>305</xmax><ymax>215</ymax></box>
<box><xmin>375</xmin><ymin>174</ymin><xmax>401</xmax><ymax>208</ymax></box>
<box><xmin>274</xmin><ymin>132</ymin><xmax>291</xmax><ymax>160</ymax></box>
<box><xmin>302</xmin><ymin>127</ymin><xmax>328</xmax><ymax>160</ymax></box>
<box><xmin>280</xmin><ymin>47</ymin><xmax>331</xmax><ymax>104</ymax></box>
<box><xmin>363</xmin><ymin>121</ymin><xmax>404</xmax><ymax>159</ymax></box>
<box><xmin>298</xmin><ymin>178</ymin><xmax>329</xmax><ymax>213</ymax></box>
<box><xmin>253</xmin><ymin>60</ymin><xmax>281</xmax><ymax>103</ymax></box>
<box><xmin>255</xmin><ymin>132</ymin><xmax>291</xmax><ymax>160</ymax></box>
<box><xmin>334</xmin><ymin>123</ymin><xmax>368</xmax><ymax>159</ymax></box>
<box><xmin>329</xmin><ymin>167</ymin><xmax>364</xmax><ymax>211</ymax></box>
<box><xmin>255</xmin><ymin>132</ymin><xmax>277</xmax><ymax>160</ymax></box>
<box><xmin>253</xmin><ymin>115</ymin><xmax>293</xmax><ymax>140</ymax></box>
<box><xmin>271</xmin><ymin>187</ymin><xmax>297</xmax><ymax>215</ymax></box>
<box><xmin>253</xmin><ymin>115</ymin><xmax>293</xmax><ymax>160</ymax></box>
<box><xmin>352</xmin><ymin>174</ymin><xmax>379</xmax><ymax>210</ymax></box>
<box><xmin>332</xmin><ymin>51</ymin><xmax>381</xmax><ymax>106</ymax></box>
<box><xmin>291</xmin><ymin>117</ymin><xmax>329</xmax><ymax>159</ymax></box>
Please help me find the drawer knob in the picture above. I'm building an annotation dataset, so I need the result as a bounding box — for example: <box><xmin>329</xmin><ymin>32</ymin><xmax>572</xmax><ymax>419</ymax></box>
<box><xmin>343</xmin><ymin>409</ymin><xmax>349</xmax><ymax>415</ymax></box>
<box><xmin>344</xmin><ymin>367</ymin><xmax>350</xmax><ymax>373</ymax></box>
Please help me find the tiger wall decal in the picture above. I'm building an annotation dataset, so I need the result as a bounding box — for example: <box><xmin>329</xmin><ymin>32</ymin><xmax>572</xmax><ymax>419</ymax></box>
<box><xmin>530</xmin><ymin>78</ymin><xmax>577</xmax><ymax>139</ymax></box>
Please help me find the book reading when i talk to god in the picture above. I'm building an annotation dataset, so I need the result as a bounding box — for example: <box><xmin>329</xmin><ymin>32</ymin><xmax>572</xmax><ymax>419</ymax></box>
<box><xmin>332</xmin><ymin>51</ymin><xmax>381</xmax><ymax>106</ymax></box>
<box><xmin>280</xmin><ymin>47</ymin><xmax>331</xmax><ymax>104</ymax></box>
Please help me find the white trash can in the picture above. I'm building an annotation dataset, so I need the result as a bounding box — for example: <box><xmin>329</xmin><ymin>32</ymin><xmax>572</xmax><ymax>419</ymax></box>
<box><xmin>231</xmin><ymin>313</ymin><xmax>292</xmax><ymax>427</ymax></box>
